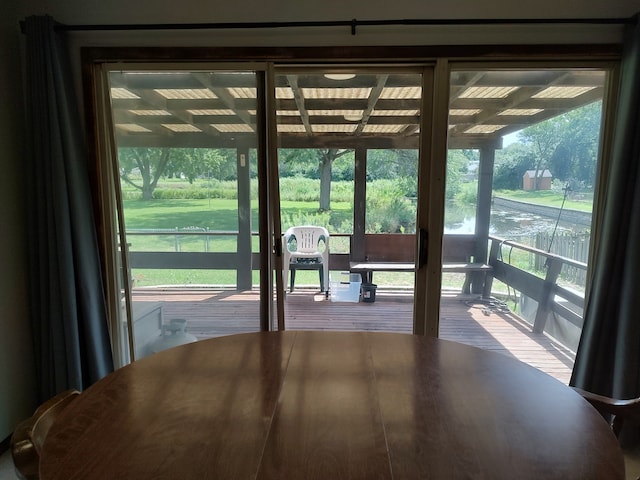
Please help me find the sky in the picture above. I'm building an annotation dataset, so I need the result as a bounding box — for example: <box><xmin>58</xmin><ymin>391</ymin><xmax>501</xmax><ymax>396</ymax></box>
<box><xmin>502</xmin><ymin>131</ymin><xmax>521</xmax><ymax>147</ymax></box>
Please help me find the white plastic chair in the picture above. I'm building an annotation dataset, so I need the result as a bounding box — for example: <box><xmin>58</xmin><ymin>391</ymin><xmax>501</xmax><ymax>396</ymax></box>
<box><xmin>283</xmin><ymin>226</ymin><xmax>329</xmax><ymax>294</ymax></box>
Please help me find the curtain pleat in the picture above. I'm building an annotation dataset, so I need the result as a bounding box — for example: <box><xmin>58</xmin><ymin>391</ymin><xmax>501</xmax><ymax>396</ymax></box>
<box><xmin>23</xmin><ymin>15</ymin><xmax>114</xmax><ymax>402</ymax></box>
<box><xmin>570</xmin><ymin>16</ymin><xmax>640</xmax><ymax>400</ymax></box>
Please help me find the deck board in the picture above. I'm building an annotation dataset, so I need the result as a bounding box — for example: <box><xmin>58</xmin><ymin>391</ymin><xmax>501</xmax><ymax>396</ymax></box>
<box><xmin>131</xmin><ymin>287</ymin><xmax>574</xmax><ymax>384</ymax></box>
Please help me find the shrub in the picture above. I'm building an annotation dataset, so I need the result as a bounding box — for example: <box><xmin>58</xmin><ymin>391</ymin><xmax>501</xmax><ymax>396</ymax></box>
<box><xmin>454</xmin><ymin>181</ymin><xmax>478</xmax><ymax>206</ymax></box>
<box><xmin>281</xmin><ymin>210</ymin><xmax>332</xmax><ymax>232</ymax></box>
<box><xmin>366</xmin><ymin>180</ymin><xmax>416</xmax><ymax>233</ymax></box>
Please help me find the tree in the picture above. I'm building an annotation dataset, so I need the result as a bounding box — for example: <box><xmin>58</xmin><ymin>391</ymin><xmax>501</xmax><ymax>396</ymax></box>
<box><xmin>170</xmin><ymin>148</ymin><xmax>235</xmax><ymax>183</ymax></box>
<box><xmin>547</xmin><ymin>102</ymin><xmax>601</xmax><ymax>187</ymax></box>
<box><xmin>517</xmin><ymin>101</ymin><xmax>602</xmax><ymax>189</ymax></box>
<box><xmin>278</xmin><ymin>148</ymin><xmax>353</xmax><ymax>211</ymax></box>
<box><xmin>367</xmin><ymin>149</ymin><xmax>418</xmax><ymax>182</ymax></box>
<box><xmin>279</xmin><ymin>149</ymin><xmax>321</xmax><ymax>178</ymax></box>
<box><xmin>519</xmin><ymin>121</ymin><xmax>562</xmax><ymax>190</ymax></box>
<box><xmin>318</xmin><ymin>149</ymin><xmax>352</xmax><ymax>211</ymax></box>
<box><xmin>445</xmin><ymin>150</ymin><xmax>471</xmax><ymax>200</ymax></box>
<box><xmin>494</xmin><ymin>143</ymin><xmax>536</xmax><ymax>190</ymax></box>
<box><xmin>119</xmin><ymin>147</ymin><xmax>239</xmax><ymax>200</ymax></box>
<box><xmin>119</xmin><ymin>147</ymin><xmax>171</xmax><ymax>200</ymax></box>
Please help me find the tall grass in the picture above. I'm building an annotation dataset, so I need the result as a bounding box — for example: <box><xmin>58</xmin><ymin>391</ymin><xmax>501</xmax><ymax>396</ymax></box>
<box><xmin>122</xmin><ymin>176</ymin><xmax>354</xmax><ymax>202</ymax></box>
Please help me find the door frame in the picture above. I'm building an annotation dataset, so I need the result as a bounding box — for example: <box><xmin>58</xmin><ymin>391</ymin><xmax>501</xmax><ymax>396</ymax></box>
<box><xmin>270</xmin><ymin>64</ymin><xmax>439</xmax><ymax>333</ymax></box>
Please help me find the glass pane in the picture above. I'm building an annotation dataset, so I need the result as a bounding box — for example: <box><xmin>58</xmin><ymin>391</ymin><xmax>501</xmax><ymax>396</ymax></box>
<box><xmin>366</xmin><ymin>149</ymin><xmax>418</xmax><ymax>235</ymax></box>
<box><xmin>441</xmin><ymin>67</ymin><xmax>608</xmax><ymax>384</ymax></box>
<box><xmin>108</xmin><ymin>69</ymin><xmax>262</xmax><ymax>361</ymax></box>
<box><xmin>274</xmin><ymin>70</ymin><xmax>422</xmax><ymax>331</ymax></box>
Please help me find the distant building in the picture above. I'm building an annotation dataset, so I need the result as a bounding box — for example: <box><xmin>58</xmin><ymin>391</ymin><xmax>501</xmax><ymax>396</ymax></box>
<box><xmin>523</xmin><ymin>169</ymin><xmax>553</xmax><ymax>190</ymax></box>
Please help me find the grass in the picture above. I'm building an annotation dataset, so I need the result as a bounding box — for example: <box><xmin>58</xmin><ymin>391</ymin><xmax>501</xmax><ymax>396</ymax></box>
<box><xmin>124</xmin><ymin>198</ymin><xmax>241</xmax><ymax>229</ymax></box>
<box><xmin>122</xmin><ymin>186</ymin><xmax>357</xmax><ymax>286</ymax></box>
<box><xmin>121</xmin><ymin>179</ymin><xmax>590</xmax><ymax>289</ymax></box>
<box><xmin>131</xmin><ymin>268</ymin><xmax>262</xmax><ymax>286</ymax></box>
<box><xmin>123</xmin><ymin>196</ymin><xmax>352</xmax><ymax>246</ymax></box>
<box><xmin>495</xmin><ymin>189</ymin><xmax>593</xmax><ymax>212</ymax></box>
<box><xmin>123</xmin><ymin>198</ymin><xmax>353</xmax><ymax>231</ymax></box>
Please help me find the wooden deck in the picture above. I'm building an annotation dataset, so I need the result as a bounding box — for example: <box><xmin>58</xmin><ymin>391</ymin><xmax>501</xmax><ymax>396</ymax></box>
<box><xmin>131</xmin><ymin>286</ymin><xmax>575</xmax><ymax>384</ymax></box>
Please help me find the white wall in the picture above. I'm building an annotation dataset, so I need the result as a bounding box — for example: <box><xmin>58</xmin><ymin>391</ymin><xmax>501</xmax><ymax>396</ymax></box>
<box><xmin>2</xmin><ymin>0</ymin><xmax>638</xmax><ymax>441</ymax></box>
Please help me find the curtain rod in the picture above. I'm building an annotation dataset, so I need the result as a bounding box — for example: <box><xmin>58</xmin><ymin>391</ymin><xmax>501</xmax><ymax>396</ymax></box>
<box><xmin>20</xmin><ymin>16</ymin><xmax>636</xmax><ymax>35</ymax></box>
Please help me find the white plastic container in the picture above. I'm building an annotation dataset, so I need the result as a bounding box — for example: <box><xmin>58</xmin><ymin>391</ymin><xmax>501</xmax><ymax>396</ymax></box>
<box><xmin>330</xmin><ymin>272</ymin><xmax>362</xmax><ymax>303</ymax></box>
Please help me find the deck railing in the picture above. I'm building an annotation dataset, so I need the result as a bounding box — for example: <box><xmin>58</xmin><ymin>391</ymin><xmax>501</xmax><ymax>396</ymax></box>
<box><xmin>487</xmin><ymin>235</ymin><xmax>586</xmax><ymax>350</ymax></box>
<box><xmin>124</xmin><ymin>229</ymin><xmax>352</xmax><ymax>288</ymax></box>
<box><xmin>124</xmin><ymin>229</ymin><xmax>587</xmax><ymax>349</ymax></box>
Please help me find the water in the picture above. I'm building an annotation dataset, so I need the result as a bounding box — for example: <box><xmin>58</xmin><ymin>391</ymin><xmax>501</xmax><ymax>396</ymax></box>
<box><xmin>445</xmin><ymin>208</ymin><xmax>590</xmax><ymax>238</ymax></box>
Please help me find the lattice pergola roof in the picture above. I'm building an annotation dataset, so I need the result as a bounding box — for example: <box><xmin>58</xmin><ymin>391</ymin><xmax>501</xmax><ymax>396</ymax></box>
<box><xmin>109</xmin><ymin>69</ymin><xmax>605</xmax><ymax>150</ymax></box>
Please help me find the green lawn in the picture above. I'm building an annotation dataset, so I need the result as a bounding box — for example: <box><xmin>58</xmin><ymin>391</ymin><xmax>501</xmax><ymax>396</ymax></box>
<box><xmin>495</xmin><ymin>189</ymin><xmax>593</xmax><ymax>212</ymax></box>
<box><xmin>122</xmin><ymin>182</ymin><xmax>589</xmax><ymax>289</ymax></box>
<box><xmin>123</xmin><ymin>197</ymin><xmax>354</xmax><ymax>251</ymax></box>
<box><xmin>124</xmin><ymin>196</ymin><xmax>356</xmax><ymax>286</ymax></box>
<box><xmin>124</xmin><ymin>198</ymin><xmax>242</xmax><ymax>230</ymax></box>
<box><xmin>124</xmin><ymin>198</ymin><xmax>353</xmax><ymax>231</ymax></box>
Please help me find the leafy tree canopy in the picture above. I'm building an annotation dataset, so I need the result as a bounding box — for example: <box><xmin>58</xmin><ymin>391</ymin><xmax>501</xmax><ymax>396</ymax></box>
<box><xmin>119</xmin><ymin>147</ymin><xmax>237</xmax><ymax>200</ymax></box>
<box><xmin>514</xmin><ymin>101</ymin><xmax>602</xmax><ymax>189</ymax></box>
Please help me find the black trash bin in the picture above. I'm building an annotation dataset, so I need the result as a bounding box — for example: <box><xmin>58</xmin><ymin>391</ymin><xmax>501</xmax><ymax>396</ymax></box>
<box><xmin>361</xmin><ymin>283</ymin><xmax>377</xmax><ymax>303</ymax></box>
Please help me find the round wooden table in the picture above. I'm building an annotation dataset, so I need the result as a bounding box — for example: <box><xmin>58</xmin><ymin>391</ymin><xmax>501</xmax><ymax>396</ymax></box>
<box><xmin>40</xmin><ymin>331</ymin><xmax>624</xmax><ymax>479</ymax></box>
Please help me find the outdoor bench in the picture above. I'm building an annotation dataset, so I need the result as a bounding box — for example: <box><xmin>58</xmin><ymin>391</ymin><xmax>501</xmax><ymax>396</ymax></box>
<box><xmin>349</xmin><ymin>234</ymin><xmax>493</xmax><ymax>296</ymax></box>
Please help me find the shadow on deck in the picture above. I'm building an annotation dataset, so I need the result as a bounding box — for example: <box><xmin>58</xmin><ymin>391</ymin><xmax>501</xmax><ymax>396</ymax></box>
<box><xmin>131</xmin><ymin>286</ymin><xmax>575</xmax><ymax>384</ymax></box>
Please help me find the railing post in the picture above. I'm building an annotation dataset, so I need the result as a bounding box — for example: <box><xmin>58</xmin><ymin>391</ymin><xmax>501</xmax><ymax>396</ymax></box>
<box><xmin>533</xmin><ymin>257</ymin><xmax>562</xmax><ymax>333</ymax></box>
<box><xmin>483</xmin><ymin>239</ymin><xmax>499</xmax><ymax>298</ymax></box>
<box><xmin>472</xmin><ymin>145</ymin><xmax>496</xmax><ymax>294</ymax></box>
<box><xmin>352</xmin><ymin>146</ymin><xmax>367</xmax><ymax>262</ymax></box>
<box><xmin>236</xmin><ymin>144</ymin><xmax>253</xmax><ymax>291</ymax></box>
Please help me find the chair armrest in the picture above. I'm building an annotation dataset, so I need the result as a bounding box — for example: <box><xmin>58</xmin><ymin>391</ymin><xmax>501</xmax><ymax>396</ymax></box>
<box><xmin>283</xmin><ymin>233</ymin><xmax>294</xmax><ymax>252</ymax></box>
<box><xmin>11</xmin><ymin>418</ymin><xmax>39</xmax><ymax>480</ymax></box>
<box><xmin>572</xmin><ymin>387</ymin><xmax>640</xmax><ymax>419</ymax></box>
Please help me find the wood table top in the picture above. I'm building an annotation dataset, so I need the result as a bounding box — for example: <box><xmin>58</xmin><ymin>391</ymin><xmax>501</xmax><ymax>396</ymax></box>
<box><xmin>40</xmin><ymin>331</ymin><xmax>624</xmax><ymax>479</ymax></box>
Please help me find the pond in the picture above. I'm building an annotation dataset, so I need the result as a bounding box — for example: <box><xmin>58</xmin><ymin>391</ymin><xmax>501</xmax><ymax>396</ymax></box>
<box><xmin>445</xmin><ymin>205</ymin><xmax>591</xmax><ymax>238</ymax></box>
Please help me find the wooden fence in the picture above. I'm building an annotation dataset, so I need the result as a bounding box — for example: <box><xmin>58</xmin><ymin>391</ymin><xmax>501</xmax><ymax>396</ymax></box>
<box><xmin>507</xmin><ymin>232</ymin><xmax>590</xmax><ymax>286</ymax></box>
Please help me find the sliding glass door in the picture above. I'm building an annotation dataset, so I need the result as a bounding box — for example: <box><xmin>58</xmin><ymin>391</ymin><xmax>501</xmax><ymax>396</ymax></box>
<box><xmin>273</xmin><ymin>68</ymin><xmax>431</xmax><ymax>331</ymax></box>
<box><xmin>102</xmin><ymin>66</ymin><xmax>267</xmax><ymax>362</ymax></box>
<box><xmin>97</xmin><ymin>64</ymin><xmax>438</xmax><ymax>360</ymax></box>
<box><xmin>93</xmin><ymin>53</ymin><xmax>616</xmax><ymax>383</ymax></box>
<box><xmin>439</xmin><ymin>64</ymin><xmax>612</xmax><ymax>384</ymax></box>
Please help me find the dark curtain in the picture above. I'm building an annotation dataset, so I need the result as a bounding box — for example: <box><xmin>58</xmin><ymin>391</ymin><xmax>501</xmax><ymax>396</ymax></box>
<box><xmin>23</xmin><ymin>15</ymin><xmax>114</xmax><ymax>402</ymax></box>
<box><xmin>571</xmin><ymin>16</ymin><xmax>640</xmax><ymax>401</ymax></box>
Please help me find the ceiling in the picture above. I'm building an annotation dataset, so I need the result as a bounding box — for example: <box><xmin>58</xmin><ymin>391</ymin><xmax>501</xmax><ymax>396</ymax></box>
<box><xmin>109</xmin><ymin>68</ymin><xmax>606</xmax><ymax>151</ymax></box>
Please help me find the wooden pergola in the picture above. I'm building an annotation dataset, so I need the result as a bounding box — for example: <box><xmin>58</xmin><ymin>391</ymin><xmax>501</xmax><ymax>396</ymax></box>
<box><xmin>108</xmin><ymin>67</ymin><xmax>606</xmax><ymax>290</ymax></box>
<box><xmin>110</xmin><ymin>69</ymin><xmax>605</xmax><ymax>150</ymax></box>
